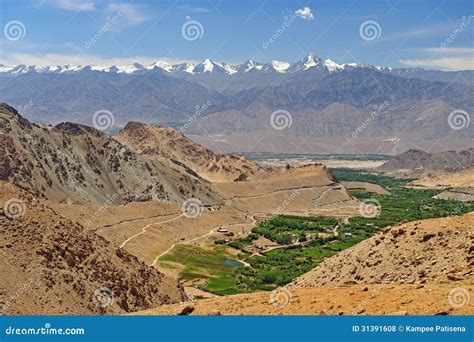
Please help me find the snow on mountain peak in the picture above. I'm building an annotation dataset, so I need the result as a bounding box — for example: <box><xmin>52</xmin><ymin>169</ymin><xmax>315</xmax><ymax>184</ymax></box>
<box><xmin>199</xmin><ymin>59</ymin><xmax>215</xmax><ymax>73</ymax></box>
<box><xmin>271</xmin><ymin>60</ymin><xmax>290</xmax><ymax>73</ymax></box>
<box><xmin>221</xmin><ymin>62</ymin><xmax>238</xmax><ymax>75</ymax></box>
<box><xmin>324</xmin><ymin>59</ymin><xmax>343</xmax><ymax>72</ymax></box>
<box><xmin>240</xmin><ymin>59</ymin><xmax>261</xmax><ymax>73</ymax></box>
<box><xmin>0</xmin><ymin>55</ymin><xmax>388</xmax><ymax>76</ymax></box>
<box><xmin>147</xmin><ymin>60</ymin><xmax>173</xmax><ymax>72</ymax></box>
<box><xmin>303</xmin><ymin>54</ymin><xmax>318</xmax><ymax>69</ymax></box>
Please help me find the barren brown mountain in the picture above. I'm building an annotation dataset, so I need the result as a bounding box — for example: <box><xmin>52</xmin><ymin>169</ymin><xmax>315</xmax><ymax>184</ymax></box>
<box><xmin>116</xmin><ymin>121</ymin><xmax>263</xmax><ymax>182</ymax></box>
<box><xmin>0</xmin><ymin>181</ymin><xmax>186</xmax><ymax>315</ymax></box>
<box><xmin>0</xmin><ymin>104</ymin><xmax>218</xmax><ymax>205</ymax></box>
<box><xmin>378</xmin><ymin>148</ymin><xmax>474</xmax><ymax>174</ymax></box>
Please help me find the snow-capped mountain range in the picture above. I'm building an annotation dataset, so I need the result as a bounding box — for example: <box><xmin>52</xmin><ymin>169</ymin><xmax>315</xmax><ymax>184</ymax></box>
<box><xmin>0</xmin><ymin>54</ymin><xmax>393</xmax><ymax>76</ymax></box>
<box><xmin>0</xmin><ymin>51</ymin><xmax>471</xmax><ymax>155</ymax></box>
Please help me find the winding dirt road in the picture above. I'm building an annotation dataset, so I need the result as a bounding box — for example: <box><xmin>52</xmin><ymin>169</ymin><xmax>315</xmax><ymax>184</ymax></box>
<box><xmin>119</xmin><ymin>213</ymin><xmax>184</xmax><ymax>248</ymax></box>
<box><xmin>149</xmin><ymin>216</ymin><xmax>257</xmax><ymax>267</ymax></box>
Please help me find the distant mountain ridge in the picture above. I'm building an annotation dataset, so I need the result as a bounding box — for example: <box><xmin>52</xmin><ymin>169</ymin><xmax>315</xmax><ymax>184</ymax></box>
<box><xmin>0</xmin><ymin>54</ymin><xmax>377</xmax><ymax>76</ymax></box>
<box><xmin>0</xmin><ymin>53</ymin><xmax>472</xmax><ymax>154</ymax></box>
<box><xmin>1</xmin><ymin>53</ymin><xmax>472</xmax><ymax>88</ymax></box>
<box><xmin>378</xmin><ymin>148</ymin><xmax>474</xmax><ymax>173</ymax></box>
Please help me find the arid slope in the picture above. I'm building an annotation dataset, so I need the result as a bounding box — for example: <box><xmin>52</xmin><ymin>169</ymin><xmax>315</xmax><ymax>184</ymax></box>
<box><xmin>290</xmin><ymin>213</ymin><xmax>473</xmax><ymax>288</ymax></box>
<box><xmin>136</xmin><ymin>284</ymin><xmax>473</xmax><ymax>315</ymax></box>
<box><xmin>116</xmin><ymin>121</ymin><xmax>263</xmax><ymax>182</ymax></box>
<box><xmin>0</xmin><ymin>181</ymin><xmax>186</xmax><ymax>314</ymax></box>
<box><xmin>0</xmin><ymin>104</ymin><xmax>218</xmax><ymax>204</ymax></box>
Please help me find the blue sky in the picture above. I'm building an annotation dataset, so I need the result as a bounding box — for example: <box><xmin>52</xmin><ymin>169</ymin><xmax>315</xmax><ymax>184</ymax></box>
<box><xmin>0</xmin><ymin>0</ymin><xmax>473</xmax><ymax>70</ymax></box>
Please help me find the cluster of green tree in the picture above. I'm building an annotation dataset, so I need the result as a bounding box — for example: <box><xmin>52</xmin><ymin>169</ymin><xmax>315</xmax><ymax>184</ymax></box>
<box><xmin>227</xmin><ymin>233</ymin><xmax>259</xmax><ymax>250</ymax></box>
<box><xmin>332</xmin><ymin>168</ymin><xmax>412</xmax><ymax>189</ymax></box>
<box><xmin>224</xmin><ymin>171</ymin><xmax>474</xmax><ymax>292</ymax></box>
<box><xmin>251</xmin><ymin>215</ymin><xmax>339</xmax><ymax>245</ymax></box>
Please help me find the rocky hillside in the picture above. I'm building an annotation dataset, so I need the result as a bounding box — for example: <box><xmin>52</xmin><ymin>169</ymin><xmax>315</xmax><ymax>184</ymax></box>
<box><xmin>136</xmin><ymin>284</ymin><xmax>473</xmax><ymax>315</ymax></box>
<box><xmin>379</xmin><ymin>148</ymin><xmax>474</xmax><ymax>173</ymax></box>
<box><xmin>116</xmin><ymin>121</ymin><xmax>263</xmax><ymax>182</ymax></box>
<box><xmin>0</xmin><ymin>181</ymin><xmax>186</xmax><ymax>314</ymax></box>
<box><xmin>289</xmin><ymin>213</ymin><xmax>474</xmax><ymax>288</ymax></box>
<box><xmin>0</xmin><ymin>104</ymin><xmax>218</xmax><ymax>204</ymax></box>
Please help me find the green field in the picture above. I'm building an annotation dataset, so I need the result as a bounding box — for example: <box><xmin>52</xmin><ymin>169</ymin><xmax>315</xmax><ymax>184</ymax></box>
<box><xmin>158</xmin><ymin>244</ymin><xmax>246</xmax><ymax>295</ymax></box>
<box><xmin>160</xmin><ymin>170</ymin><xmax>474</xmax><ymax>295</ymax></box>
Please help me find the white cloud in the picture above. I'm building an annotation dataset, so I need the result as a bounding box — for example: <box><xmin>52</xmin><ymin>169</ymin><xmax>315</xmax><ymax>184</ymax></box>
<box><xmin>106</xmin><ymin>3</ymin><xmax>151</xmax><ymax>26</ymax></box>
<box><xmin>1</xmin><ymin>52</ymin><xmax>198</xmax><ymax>67</ymax></box>
<box><xmin>47</xmin><ymin>0</ymin><xmax>95</xmax><ymax>12</ymax></box>
<box><xmin>400</xmin><ymin>57</ymin><xmax>473</xmax><ymax>71</ymax></box>
<box><xmin>421</xmin><ymin>47</ymin><xmax>473</xmax><ymax>55</ymax></box>
<box><xmin>400</xmin><ymin>47</ymin><xmax>474</xmax><ymax>71</ymax></box>
<box><xmin>295</xmin><ymin>7</ymin><xmax>314</xmax><ymax>21</ymax></box>
<box><xmin>44</xmin><ymin>1</ymin><xmax>152</xmax><ymax>25</ymax></box>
